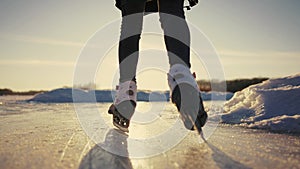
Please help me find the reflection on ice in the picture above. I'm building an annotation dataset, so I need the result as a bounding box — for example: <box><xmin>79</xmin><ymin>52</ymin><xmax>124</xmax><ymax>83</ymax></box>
<box><xmin>73</xmin><ymin>101</ymin><xmax>224</xmax><ymax>158</ymax></box>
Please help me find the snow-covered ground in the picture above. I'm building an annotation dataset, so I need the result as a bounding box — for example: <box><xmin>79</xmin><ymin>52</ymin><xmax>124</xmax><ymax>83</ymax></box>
<box><xmin>222</xmin><ymin>74</ymin><xmax>300</xmax><ymax>133</ymax></box>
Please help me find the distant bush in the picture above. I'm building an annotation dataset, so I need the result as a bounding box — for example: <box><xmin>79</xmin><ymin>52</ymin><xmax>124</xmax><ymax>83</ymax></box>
<box><xmin>226</xmin><ymin>78</ymin><xmax>269</xmax><ymax>93</ymax></box>
<box><xmin>1</xmin><ymin>78</ymin><xmax>269</xmax><ymax>96</ymax></box>
<box><xmin>0</xmin><ymin>88</ymin><xmax>45</xmax><ymax>96</ymax></box>
<box><xmin>0</xmin><ymin>88</ymin><xmax>14</xmax><ymax>95</ymax></box>
<box><xmin>198</xmin><ymin>78</ymin><xmax>268</xmax><ymax>93</ymax></box>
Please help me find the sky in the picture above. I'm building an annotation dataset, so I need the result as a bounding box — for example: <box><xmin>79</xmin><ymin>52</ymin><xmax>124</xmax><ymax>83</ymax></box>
<box><xmin>0</xmin><ymin>0</ymin><xmax>299</xmax><ymax>91</ymax></box>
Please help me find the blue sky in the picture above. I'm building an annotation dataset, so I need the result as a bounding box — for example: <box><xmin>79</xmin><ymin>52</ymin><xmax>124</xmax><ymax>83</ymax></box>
<box><xmin>0</xmin><ymin>0</ymin><xmax>299</xmax><ymax>91</ymax></box>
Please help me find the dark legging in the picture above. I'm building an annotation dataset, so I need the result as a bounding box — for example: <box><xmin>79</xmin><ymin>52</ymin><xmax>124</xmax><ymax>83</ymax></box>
<box><xmin>118</xmin><ymin>0</ymin><xmax>191</xmax><ymax>83</ymax></box>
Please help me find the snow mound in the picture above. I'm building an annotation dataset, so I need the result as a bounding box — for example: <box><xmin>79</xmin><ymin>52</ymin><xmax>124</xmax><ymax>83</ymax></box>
<box><xmin>28</xmin><ymin>88</ymin><xmax>75</xmax><ymax>103</ymax></box>
<box><xmin>222</xmin><ymin>74</ymin><xmax>300</xmax><ymax>133</ymax></box>
<box><xmin>27</xmin><ymin>88</ymin><xmax>233</xmax><ymax>103</ymax></box>
<box><xmin>28</xmin><ymin>88</ymin><xmax>170</xmax><ymax>103</ymax></box>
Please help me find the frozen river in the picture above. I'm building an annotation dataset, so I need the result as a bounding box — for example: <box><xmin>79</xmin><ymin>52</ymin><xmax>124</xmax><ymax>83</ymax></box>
<box><xmin>0</xmin><ymin>96</ymin><xmax>299</xmax><ymax>169</ymax></box>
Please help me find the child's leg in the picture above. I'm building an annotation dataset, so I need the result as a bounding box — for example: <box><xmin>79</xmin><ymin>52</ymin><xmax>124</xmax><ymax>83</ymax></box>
<box><xmin>119</xmin><ymin>1</ymin><xmax>145</xmax><ymax>83</ymax></box>
<box><xmin>158</xmin><ymin>0</ymin><xmax>190</xmax><ymax>68</ymax></box>
<box><xmin>159</xmin><ymin>0</ymin><xmax>207</xmax><ymax>133</ymax></box>
<box><xmin>108</xmin><ymin>1</ymin><xmax>146</xmax><ymax>132</ymax></box>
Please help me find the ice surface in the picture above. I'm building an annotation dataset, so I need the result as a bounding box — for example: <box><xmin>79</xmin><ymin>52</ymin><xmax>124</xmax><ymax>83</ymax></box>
<box><xmin>222</xmin><ymin>74</ymin><xmax>300</xmax><ymax>133</ymax></box>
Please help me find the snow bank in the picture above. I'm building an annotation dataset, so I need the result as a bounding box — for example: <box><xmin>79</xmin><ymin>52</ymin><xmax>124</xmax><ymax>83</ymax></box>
<box><xmin>27</xmin><ymin>88</ymin><xmax>233</xmax><ymax>103</ymax></box>
<box><xmin>28</xmin><ymin>88</ymin><xmax>170</xmax><ymax>103</ymax></box>
<box><xmin>222</xmin><ymin>74</ymin><xmax>300</xmax><ymax>133</ymax></box>
<box><xmin>28</xmin><ymin>88</ymin><xmax>75</xmax><ymax>103</ymax></box>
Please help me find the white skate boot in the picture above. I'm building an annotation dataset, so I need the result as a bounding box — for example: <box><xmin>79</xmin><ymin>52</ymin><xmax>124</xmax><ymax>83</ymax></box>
<box><xmin>168</xmin><ymin>64</ymin><xmax>207</xmax><ymax>133</ymax></box>
<box><xmin>108</xmin><ymin>81</ymin><xmax>137</xmax><ymax>132</ymax></box>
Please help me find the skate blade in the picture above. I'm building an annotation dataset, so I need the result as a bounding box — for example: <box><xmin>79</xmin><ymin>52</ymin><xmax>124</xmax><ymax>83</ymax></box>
<box><xmin>199</xmin><ymin>130</ymin><xmax>207</xmax><ymax>142</ymax></box>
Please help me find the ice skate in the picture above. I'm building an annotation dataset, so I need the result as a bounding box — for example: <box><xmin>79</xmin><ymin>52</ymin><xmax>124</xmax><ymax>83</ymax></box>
<box><xmin>108</xmin><ymin>81</ymin><xmax>137</xmax><ymax>132</ymax></box>
<box><xmin>168</xmin><ymin>64</ymin><xmax>207</xmax><ymax>134</ymax></box>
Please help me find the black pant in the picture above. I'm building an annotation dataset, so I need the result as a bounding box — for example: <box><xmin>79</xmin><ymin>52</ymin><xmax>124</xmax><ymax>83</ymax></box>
<box><xmin>118</xmin><ymin>0</ymin><xmax>191</xmax><ymax>83</ymax></box>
